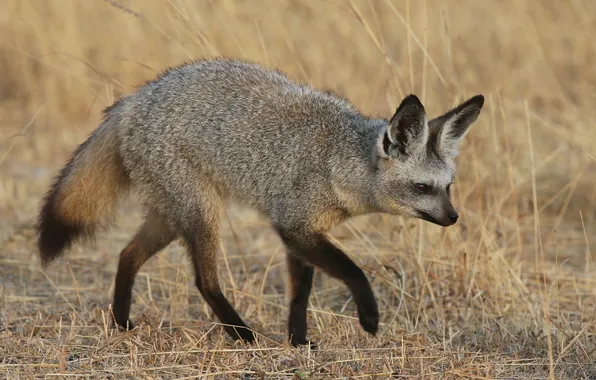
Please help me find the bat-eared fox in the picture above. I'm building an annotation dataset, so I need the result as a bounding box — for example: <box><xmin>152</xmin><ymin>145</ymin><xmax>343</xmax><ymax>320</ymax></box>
<box><xmin>38</xmin><ymin>59</ymin><xmax>484</xmax><ymax>347</ymax></box>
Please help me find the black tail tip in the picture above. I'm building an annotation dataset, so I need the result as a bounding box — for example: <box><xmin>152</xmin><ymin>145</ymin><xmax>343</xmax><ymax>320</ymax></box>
<box><xmin>37</xmin><ymin>202</ymin><xmax>84</xmax><ymax>266</ymax></box>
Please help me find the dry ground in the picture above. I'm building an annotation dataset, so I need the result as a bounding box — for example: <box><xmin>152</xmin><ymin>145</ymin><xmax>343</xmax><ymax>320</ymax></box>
<box><xmin>1</xmin><ymin>0</ymin><xmax>595</xmax><ymax>378</ymax></box>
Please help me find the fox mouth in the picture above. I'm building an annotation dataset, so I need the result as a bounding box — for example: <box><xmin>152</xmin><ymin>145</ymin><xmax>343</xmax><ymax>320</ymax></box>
<box><xmin>417</xmin><ymin>211</ymin><xmax>449</xmax><ymax>227</ymax></box>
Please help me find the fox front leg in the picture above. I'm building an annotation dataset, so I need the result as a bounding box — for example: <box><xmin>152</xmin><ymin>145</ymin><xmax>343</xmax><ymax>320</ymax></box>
<box><xmin>279</xmin><ymin>230</ymin><xmax>379</xmax><ymax>343</ymax></box>
<box><xmin>286</xmin><ymin>254</ymin><xmax>316</xmax><ymax>347</ymax></box>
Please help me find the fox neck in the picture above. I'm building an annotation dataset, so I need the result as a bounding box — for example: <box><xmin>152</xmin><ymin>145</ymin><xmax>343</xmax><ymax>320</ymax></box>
<box><xmin>330</xmin><ymin>117</ymin><xmax>386</xmax><ymax>217</ymax></box>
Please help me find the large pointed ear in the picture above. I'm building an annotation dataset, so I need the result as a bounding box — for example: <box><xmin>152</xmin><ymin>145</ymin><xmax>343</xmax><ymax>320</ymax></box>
<box><xmin>380</xmin><ymin>94</ymin><xmax>428</xmax><ymax>158</ymax></box>
<box><xmin>429</xmin><ymin>95</ymin><xmax>484</xmax><ymax>159</ymax></box>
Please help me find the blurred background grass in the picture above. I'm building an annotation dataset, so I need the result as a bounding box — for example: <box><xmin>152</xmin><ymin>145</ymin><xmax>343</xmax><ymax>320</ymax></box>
<box><xmin>0</xmin><ymin>0</ymin><xmax>595</xmax><ymax>377</ymax></box>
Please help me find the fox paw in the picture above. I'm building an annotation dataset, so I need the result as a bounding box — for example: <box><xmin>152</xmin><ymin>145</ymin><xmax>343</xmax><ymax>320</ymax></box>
<box><xmin>230</xmin><ymin>326</ymin><xmax>257</xmax><ymax>344</ymax></box>
<box><xmin>358</xmin><ymin>308</ymin><xmax>379</xmax><ymax>336</ymax></box>
<box><xmin>113</xmin><ymin>319</ymin><xmax>135</xmax><ymax>331</ymax></box>
<box><xmin>290</xmin><ymin>337</ymin><xmax>317</xmax><ymax>349</ymax></box>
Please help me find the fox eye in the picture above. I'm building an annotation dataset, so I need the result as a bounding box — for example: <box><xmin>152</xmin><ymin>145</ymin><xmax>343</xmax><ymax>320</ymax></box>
<box><xmin>414</xmin><ymin>183</ymin><xmax>431</xmax><ymax>194</ymax></box>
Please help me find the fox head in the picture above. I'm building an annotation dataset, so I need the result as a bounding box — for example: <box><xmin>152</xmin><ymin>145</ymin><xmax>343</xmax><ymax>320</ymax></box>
<box><xmin>374</xmin><ymin>94</ymin><xmax>484</xmax><ymax>226</ymax></box>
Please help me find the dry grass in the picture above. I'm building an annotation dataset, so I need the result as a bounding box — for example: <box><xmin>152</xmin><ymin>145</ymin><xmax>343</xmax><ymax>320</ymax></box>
<box><xmin>1</xmin><ymin>0</ymin><xmax>595</xmax><ymax>378</ymax></box>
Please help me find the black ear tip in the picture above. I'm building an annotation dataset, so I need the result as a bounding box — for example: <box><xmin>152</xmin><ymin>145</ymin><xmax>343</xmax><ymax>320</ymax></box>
<box><xmin>404</xmin><ymin>93</ymin><xmax>422</xmax><ymax>103</ymax></box>
<box><xmin>472</xmin><ymin>94</ymin><xmax>485</xmax><ymax>108</ymax></box>
<box><xmin>399</xmin><ymin>94</ymin><xmax>424</xmax><ymax>110</ymax></box>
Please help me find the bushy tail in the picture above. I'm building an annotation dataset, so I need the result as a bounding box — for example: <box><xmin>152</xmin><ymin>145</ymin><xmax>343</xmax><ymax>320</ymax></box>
<box><xmin>37</xmin><ymin>118</ymin><xmax>130</xmax><ymax>266</ymax></box>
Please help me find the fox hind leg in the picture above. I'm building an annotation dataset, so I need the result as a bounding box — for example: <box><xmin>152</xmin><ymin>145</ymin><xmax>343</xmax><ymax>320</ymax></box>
<box><xmin>182</xmin><ymin>200</ymin><xmax>255</xmax><ymax>343</ymax></box>
<box><xmin>112</xmin><ymin>210</ymin><xmax>176</xmax><ymax>329</ymax></box>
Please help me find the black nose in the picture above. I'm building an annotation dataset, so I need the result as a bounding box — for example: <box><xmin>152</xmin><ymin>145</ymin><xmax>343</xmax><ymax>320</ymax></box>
<box><xmin>448</xmin><ymin>212</ymin><xmax>459</xmax><ymax>223</ymax></box>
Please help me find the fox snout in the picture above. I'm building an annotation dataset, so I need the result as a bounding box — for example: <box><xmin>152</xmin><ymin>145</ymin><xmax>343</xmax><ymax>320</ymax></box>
<box><xmin>418</xmin><ymin>199</ymin><xmax>459</xmax><ymax>227</ymax></box>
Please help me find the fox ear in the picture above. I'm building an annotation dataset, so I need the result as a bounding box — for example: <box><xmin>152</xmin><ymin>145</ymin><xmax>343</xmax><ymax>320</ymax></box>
<box><xmin>380</xmin><ymin>94</ymin><xmax>428</xmax><ymax>158</ymax></box>
<box><xmin>430</xmin><ymin>95</ymin><xmax>484</xmax><ymax>159</ymax></box>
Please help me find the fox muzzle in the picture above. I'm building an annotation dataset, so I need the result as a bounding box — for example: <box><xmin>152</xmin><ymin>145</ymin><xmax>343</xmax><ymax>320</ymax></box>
<box><xmin>418</xmin><ymin>199</ymin><xmax>458</xmax><ymax>227</ymax></box>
